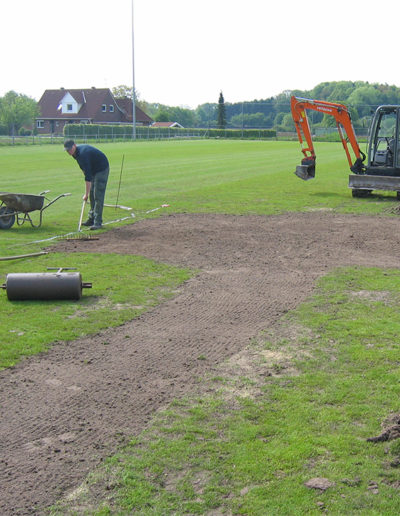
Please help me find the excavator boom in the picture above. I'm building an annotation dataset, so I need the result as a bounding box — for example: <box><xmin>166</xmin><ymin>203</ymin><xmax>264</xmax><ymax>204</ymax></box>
<box><xmin>291</xmin><ymin>96</ymin><xmax>365</xmax><ymax>180</ymax></box>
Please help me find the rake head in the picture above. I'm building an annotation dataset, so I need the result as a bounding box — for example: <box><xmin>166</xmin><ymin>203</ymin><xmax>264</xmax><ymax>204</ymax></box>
<box><xmin>65</xmin><ymin>234</ymin><xmax>99</xmax><ymax>241</ymax></box>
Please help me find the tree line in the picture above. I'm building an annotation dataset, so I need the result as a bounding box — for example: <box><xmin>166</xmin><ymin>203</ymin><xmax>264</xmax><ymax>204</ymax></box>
<box><xmin>2</xmin><ymin>81</ymin><xmax>400</xmax><ymax>135</ymax></box>
<box><xmin>142</xmin><ymin>81</ymin><xmax>400</xmax><ymax>131</ymax></box>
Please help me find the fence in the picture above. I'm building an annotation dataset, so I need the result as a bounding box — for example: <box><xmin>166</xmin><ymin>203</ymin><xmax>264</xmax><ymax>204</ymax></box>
<box><xmin>0</xmin><ymin>135</ymin><xmax>65</xmax><ymax>146</ymax></box>
<box><xmin>0</xmin><ymin>127</ymin><xmax>277</xmax><ymax>146</ymax></box>
<box><xmin>0</xmin><ymin>127</ymin><xmax>369</xmax><ymax>146</ymax></box>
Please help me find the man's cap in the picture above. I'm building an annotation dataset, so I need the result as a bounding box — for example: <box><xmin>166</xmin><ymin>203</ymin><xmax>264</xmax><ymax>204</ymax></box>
<box><xmin>64</xmin><ymin>139</ymin><xmax>75</xmax><ymax>150</ymax></box>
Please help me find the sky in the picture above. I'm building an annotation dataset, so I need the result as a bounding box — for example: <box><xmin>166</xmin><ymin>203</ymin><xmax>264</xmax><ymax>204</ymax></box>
<box><xmin>2</xmin><ymin>0</ymin><xmax>400</xmax><ymax>109</ymax></box>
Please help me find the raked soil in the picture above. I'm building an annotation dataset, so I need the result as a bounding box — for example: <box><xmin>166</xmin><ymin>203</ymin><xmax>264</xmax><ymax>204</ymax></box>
<box><xmin>1</xmin><ymin>212</ymin><xmax>400</xmax><ymax>515</ymax></box>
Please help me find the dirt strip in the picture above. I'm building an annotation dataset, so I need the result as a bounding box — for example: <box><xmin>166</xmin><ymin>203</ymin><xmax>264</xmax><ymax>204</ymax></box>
<box><xmin>1</xmin><ymin>212</ymin><xmax>400</xmax><ymax>515</ymax></box>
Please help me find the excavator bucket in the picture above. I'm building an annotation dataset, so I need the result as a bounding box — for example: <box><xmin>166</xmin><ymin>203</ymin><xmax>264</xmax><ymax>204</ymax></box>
<box><xmin>294</xmin><ymin>158</ymin><xmax>315</xmax><ymax>180</ymax></box>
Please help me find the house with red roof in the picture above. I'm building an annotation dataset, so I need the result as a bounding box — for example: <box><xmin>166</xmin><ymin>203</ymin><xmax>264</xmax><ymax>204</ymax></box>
<box><xmin>36</xmin><ymin>87</ymin><xmax>153</xmax><ymax>135</ymax></box>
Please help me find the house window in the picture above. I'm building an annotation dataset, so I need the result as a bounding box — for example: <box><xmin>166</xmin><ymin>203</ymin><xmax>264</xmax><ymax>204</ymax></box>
<box><xmin>36</xmin><ymin>120</ymin><xmax>44</xmax><ymax>129</ymax></box>
<box><xmin>102</xmin><ymin>104</ymin><xmax>107</xmax><ymax>112</ymax></box>
<box><xmin>67</xmin><ymin>104</ymin><xmax>73</xmax><ymax>111</ymax></box>
<box><xmin>109</xmin><ymin>105</ymin><xmax>114</xmax><ymax>112</ymax></box>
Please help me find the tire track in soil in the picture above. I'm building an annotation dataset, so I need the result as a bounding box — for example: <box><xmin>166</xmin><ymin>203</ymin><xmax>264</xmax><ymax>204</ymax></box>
<box><xmin>1</xmin><ymin>212</ymin><xmax>400</xmax><ymax>515</ymax></box>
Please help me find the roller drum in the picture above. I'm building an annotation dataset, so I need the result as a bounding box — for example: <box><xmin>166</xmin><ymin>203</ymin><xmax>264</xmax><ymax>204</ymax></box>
<box><xmin>4</xmin><ymin>272</ymin><xmax>84</xmax><ymax>300</ymax></box>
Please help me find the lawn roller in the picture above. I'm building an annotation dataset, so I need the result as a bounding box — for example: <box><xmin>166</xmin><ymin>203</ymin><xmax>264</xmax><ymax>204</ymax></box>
<box><xmin>0</xmin><ymin>190</ymin><xmax>70</xmax><ymax>229</ymax></box>
<box><xmin>1</xmin><ymin>268</ymin><xmax>92</xmax><ymax>300</ymax></box>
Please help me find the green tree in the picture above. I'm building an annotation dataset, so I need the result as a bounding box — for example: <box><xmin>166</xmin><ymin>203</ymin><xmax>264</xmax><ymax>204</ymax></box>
<box><xmin>217</xmin><ymin>91</ymin><xmax>226</xmax><ymax>129</ymax></box>
<box><xmin>151</xmin><ymin>104</ymin><xmax>197</xmax><ymax>127</ymax></box>
<box><xmin>195</xmin><ymin>103</ymin><xmax>217</xmax><ymax>127</ymax></box>
<box><xmin>112</xmin><ymin>84</ymin><xmax>136</xmax><ymax>100</ymax></box>
<box><xmin>230</xmin><ymin>112</ymin><xmax>267</xmax><ymax>128</ymax></box>
<box><xmin>0</xmin><ymin>91</ymin><xmax>38</xmax><ymax>136</ymax></box>
<box><xmin>273</xmin><ymin>112</ymin><xmax>285</xmax><ymax>126</ymax></box>
<box><xmin>274</xmin><ymin>113</ymin><xmax>295</xmax><ymax>131</ymax></box>
<box><xmin>168</xmin><ymin>106</ymin><xmax>197</xmax><ymax>128</ymax></box>
<box><xmin>111</xmin><ymin>85</ymin><xmax>148</xmax><ymax>112</ymax></box>
<box><xmin>155</xmin><ymin>110</ymin><xmax>170</xmax><ymax>122</ymax></box>
<box><xmin>347</xmin><ymin>86</ymin><xmax>383</xmax><ymax>117</ymax></box>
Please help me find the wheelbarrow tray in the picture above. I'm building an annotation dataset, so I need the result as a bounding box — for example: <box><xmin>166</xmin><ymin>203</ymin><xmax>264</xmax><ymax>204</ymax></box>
<box><xmin>0</xmin><ymin>192</ymin><xmax>45</xmax><ymax>213</ymax></box>
<box><xmin>0</xmin><ymin>191</ymin><xmax>70</xmax><ymax>229</ymax></box>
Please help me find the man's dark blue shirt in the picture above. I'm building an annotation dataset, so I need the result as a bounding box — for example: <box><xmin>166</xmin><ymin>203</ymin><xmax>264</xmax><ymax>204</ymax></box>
<box><xmin>73</xmin><ymin>145</ymin><xmax>109</xmax><ymax>182</ymax></box>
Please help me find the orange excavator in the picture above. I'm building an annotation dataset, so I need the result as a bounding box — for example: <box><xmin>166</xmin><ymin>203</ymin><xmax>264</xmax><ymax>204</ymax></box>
<box><xmin>291</xmin><ymin>96</ymin><xmax>400</xmax><ymax>198</ymax></box>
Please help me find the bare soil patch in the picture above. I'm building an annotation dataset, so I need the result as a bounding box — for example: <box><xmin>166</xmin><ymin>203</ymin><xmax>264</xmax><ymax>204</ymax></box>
<box><xmin>1</xmin><ymin>212</ymin><xmax>400</xmax><ymax>515</ymax></box>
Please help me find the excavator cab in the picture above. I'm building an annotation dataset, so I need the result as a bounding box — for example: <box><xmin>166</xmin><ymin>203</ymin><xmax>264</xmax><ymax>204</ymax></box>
<box><xmin>348</xmin><ymin>105</ymin><xmax>400</xmax><ymax>196</ymax></box>
<box><xmin>367</xmin><ymin>106</ymin><xmax>400</xmax><ymax>171</ymax></box>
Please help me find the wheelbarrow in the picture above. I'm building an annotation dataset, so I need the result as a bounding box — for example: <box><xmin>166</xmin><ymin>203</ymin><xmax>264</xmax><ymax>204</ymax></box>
<box><xmin>0</xmin><ymin>190</ymin><xmax>71</xmax><ymax>229</ymax></box>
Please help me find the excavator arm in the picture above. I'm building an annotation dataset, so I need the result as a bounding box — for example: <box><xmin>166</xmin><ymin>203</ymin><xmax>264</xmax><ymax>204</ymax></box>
<box><xmin>290</xmin><ymin>96</ymin><xmax>366</xmax><ymax>180</ymax></box>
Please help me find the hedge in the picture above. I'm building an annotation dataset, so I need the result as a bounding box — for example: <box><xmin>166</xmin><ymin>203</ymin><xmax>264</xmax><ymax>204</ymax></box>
<box><xmin>63</xmin><ymin>124</ymin><xmax>276</xmax><ymax>140</ymax></box>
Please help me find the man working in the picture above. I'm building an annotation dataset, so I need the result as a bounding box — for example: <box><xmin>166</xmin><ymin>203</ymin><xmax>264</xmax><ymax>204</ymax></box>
<box><xmin>64</xmin><ymin>140</ymin><xmax>109</xmax><ymax>230</ymax></box>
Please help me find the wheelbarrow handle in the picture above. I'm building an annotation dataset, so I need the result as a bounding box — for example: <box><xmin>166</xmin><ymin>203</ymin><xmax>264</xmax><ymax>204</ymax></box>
<box><xmin>41</xmin><ymin>192</ymin><xmax>71</xmax><ymax>210</ymax></box>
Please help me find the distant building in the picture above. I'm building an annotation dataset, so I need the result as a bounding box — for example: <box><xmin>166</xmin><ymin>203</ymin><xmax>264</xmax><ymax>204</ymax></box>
<box><xmin>36</xmin><ymin>87</ymin><xmax>153</xmax><ymax>134</ymax></box>
<box><xmin>151</xmin><ymin>121</ymin><xmax>184</xmax><ymax>129</ymax></box>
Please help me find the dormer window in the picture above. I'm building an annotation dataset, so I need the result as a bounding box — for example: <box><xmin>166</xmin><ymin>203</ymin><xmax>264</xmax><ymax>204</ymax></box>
<box><xmin>109</xmin><ymin>105</ymin><xmax>114</xmax><ymax>112</ymax></box>
<box><xmin>59</xmin><ymin>92</ymin><xmax>80</xmax><ymax>114</ymax></box>
<box><xmin>102</xmin><ymin>104</ymin><xmax>107</xmax><ymax>112</ymax></box>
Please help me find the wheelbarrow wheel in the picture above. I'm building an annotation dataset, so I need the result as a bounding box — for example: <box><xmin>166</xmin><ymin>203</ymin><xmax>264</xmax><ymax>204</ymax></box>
<box><xmin>0</xmin><ymin>206</ymin><xmax>16</xmax><ymax>229</ymax></box>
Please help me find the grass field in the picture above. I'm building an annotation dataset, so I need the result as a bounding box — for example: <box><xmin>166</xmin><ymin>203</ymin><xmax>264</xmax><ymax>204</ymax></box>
<box><xmin>1</xmin><ymin>139</ymin><xmax>396</xmax><ymax>257</ymax></box>
<box><xmin>79</xmin><ymin>267</ymin><xmax>400</xmax><ymax>515</ymax></box>
<box><xmin>1</xmin><ymin>139</ymin><xmax>394</xmax><ymax>367</ymax></box>
<box><xmin>1</xmin><ymin>140</ymin><xmax>400</xmax><ymax>514</ymax></box>
<box><xmin>0</xmin><ymin>139</ymin><xmax>394</xmax><ymax>250</ymax></box>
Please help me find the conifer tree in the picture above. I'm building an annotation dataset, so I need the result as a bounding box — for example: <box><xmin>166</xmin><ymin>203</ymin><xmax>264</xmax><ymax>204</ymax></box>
<box><xmin>217</xmin><ymin>91</ymin><xmax>226</xmax><ymax>129</ymax></box>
